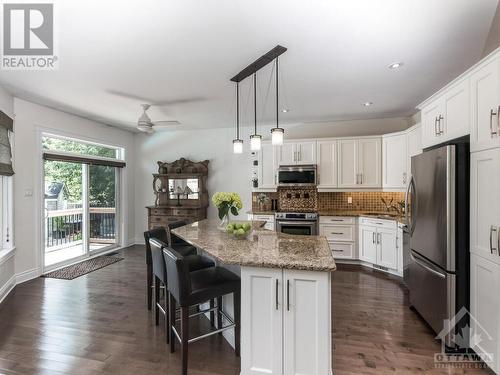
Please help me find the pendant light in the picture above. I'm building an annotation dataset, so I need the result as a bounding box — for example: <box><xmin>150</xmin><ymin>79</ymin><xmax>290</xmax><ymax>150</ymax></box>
<box><xmin>271</xmin><ymin>57</ymin><xmax>284</xmax><ymax>145</ymax></box>
<box><xmin>232</xmin><ymin>82</ymin><xmax>243</xmax><ymax>154</ymax></box>
<box><xmin>250</xmin><ymin>73</ymin><xmax>262</xmax><ymax>151</ymax></box>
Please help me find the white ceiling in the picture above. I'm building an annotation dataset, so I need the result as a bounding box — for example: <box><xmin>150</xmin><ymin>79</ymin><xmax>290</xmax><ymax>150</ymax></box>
<box><xmin>1</xmin><ymin>0</ymin><xmax>498</xmax><ymax>132</ymax></box>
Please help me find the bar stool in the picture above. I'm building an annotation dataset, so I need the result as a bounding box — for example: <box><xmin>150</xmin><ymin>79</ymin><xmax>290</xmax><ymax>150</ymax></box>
<box><xmin>163</xmin><ymin>246</ymin><xmax>241</xmax><ymax>375</ymax></box>
<box><xmin>144</xmin><ymin>227</ymin><xmax>197</xmax><ymax>310</ymax></box>
<box><xmin>149</xmin><ymin>238</ymin><xmax>215</xmax><ymax>343</ymax></box>
<box><xmin>166</xmin><ymin>220</ymin><xmax>198</xmax><ymax>254</ymax></box>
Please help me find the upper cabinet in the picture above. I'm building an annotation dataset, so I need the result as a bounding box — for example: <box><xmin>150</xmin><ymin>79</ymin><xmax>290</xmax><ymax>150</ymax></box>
<box><xmin>470</xmin><ymin>56</ymin><xmax>500</xmax><ymax>152</ymax></box>
<box><xmin>382</xmin><ymin>133</ymin><xmax>407</xmax><ymax>190</ymax></box>
<box><xmin>316</xmin><ymin>140</ymin><xmax>338</xmax><ymax>189</ymax></box>
<box><xmin>256</xmin><ymin>141</ymin><xmax>278</xmax><ymax>190</ymax></box>
<box><xmin>338</xmin><ymin>138</ymin><xmax>381</xmax><ymax>189</ymax></box>
<box><xmin>278</xmin><ymin>141</ymin><xmax>316</xmax><ymax>166</ymax></box>
<box><xmin>420</xmin><ymin>79</ymin><xmax>470</xmax><ymax>148</ymax></box>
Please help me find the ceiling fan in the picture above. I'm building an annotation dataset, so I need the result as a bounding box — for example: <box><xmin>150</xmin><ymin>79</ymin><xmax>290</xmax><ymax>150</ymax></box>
<box><xmin>137</xmin><ymin>104</ymin><xmax>180</xmax><ymax>133</ymax></box>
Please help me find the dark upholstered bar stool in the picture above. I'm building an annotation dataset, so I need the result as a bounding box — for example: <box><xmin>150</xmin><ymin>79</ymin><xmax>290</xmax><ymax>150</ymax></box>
<box><xmin>166</xmin><ymin>220</ymin><xmax>197</xmax><ymax>252</ymax></box>
<box><xmin>149</xmin><ymin>239</ymin><xmax>215</xmax><ymax>343</ymax></box>
<box><xmin>163</xmin><ymin>246</ymin><xmax>241</xmax><ymax>375</ymax></box>
<box><xmin>144</xmin><ymin>227</ymin><xmax>197</xmax><ymax>310</ymax></box>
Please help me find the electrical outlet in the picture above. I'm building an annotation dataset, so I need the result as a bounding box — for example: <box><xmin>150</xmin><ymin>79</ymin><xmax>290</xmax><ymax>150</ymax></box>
<box><xmin>347</xmin><ymin>196</ymin><xmax>352</xmax><ymax>204</ymax></box>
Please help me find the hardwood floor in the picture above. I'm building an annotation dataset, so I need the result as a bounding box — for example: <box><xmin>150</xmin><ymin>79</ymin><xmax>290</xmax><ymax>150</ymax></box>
<box><xmin>0</xmin><ymin>246</ymin><xmax>492</xmax><ymax>374</ymax></box>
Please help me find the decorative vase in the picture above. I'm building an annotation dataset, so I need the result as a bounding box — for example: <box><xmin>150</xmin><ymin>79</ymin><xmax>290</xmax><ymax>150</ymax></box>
<box><xmin>218</xmin><ymin>214</ymin><xmax>229</xmax><ymax>230</ymax></box>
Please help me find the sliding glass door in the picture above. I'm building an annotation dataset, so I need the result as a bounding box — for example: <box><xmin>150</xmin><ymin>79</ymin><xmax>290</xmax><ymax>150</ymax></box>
<box><xmin>42</xmin><ymin>134</ymin><xmax>124</xmax><ymax>270</ymax></box>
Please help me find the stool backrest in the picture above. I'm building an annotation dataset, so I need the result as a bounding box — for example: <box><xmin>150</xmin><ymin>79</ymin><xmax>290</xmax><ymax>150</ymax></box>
<box><xmin>144</xmin><ymin>227</ymin><xmax>168</xmax><ymax>264</ymax></box>
<box><xmin>149</xmin><ymin>238</ymin><xmax>167</xmax><ymax>283</ymax></box>
<box><xmin>167</xmin><ymin>220</ymin><xmax>189</xmax><ymax>246</ymax></box>
<box><xmin>163</xmin><ymin>246</ymin><xmax>191</xmax><ymax>304</ymax></box>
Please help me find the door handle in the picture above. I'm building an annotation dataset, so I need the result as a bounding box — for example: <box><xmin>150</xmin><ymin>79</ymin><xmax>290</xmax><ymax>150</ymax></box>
<box><xmin>497</xmin><ymin>105</ymin><xmax>500</xmax><ymax>135</ymax></box>
<box><xmin>490</xmin><ymin>226</ymin><xmax>498</xmax><ymax>255</ymax></box>
<box><xmin>438</xmin><ymin>115</ymin><xmax>444</xmax><ymax>135</ymax></box>
<box><xmin>377</xmin><ymin>232</ymin><xmax>381</xmax><ymax>244</ymax></box>
<box><xmin>372</xmin><ymin>232</ymin><xmax>376</xmax><ymax>244</ymax></box>
<box><xmin>331</xmin><ymin>232</ymin><xmax>344</xmax><ymax>235</ymax></box>
<box><xmin>275</xmin><ymin>279</ymin><xmax>279</xmax><ymax>310</ymax></box>
<box><xmin>490</xmin><ymin>108</ymin><xmax>498</xmax><ymax>137</ymax></box>
<box><xmin>410</xmin><ymin>252</ymin><xmax>446</xmax><ymax>279</ymax></box>
<box><xmin>434</xmin><ymin>117</ymin><xmax>439</xmax><ymax>136</ymax></box>
<box><xmin>286</xmin><ymin>280</ymin><xmax>290</xmax><ymax>311</ymax></box>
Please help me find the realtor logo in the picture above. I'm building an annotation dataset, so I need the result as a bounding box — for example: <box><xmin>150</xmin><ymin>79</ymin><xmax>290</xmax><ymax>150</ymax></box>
<box><xmin>2</xmin><ymin>3</ymin><xmax>58</xmax><ymax>69</ymax></box>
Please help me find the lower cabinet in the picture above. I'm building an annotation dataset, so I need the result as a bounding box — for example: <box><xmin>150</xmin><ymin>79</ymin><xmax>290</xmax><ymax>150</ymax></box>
<box><xmin>470</xmin><ymin>253</ymin><xmax>500</xmax><ymax>374</ymax></box>
<box><xmin>359</xmin><ymin>218</ymin><xmax>399</xmax><ymax>273</ymax></box>
<box><xmin>240</xmin><ymin>267</ymin><xmax>331</xmax><ymax>375</ymax></box>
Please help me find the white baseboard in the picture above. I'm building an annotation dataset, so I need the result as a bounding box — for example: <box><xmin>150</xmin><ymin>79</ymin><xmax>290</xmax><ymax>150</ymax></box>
<box><xmin>335</xmin><ymin>259</ymin><xmax>403</xmax><ymax>277</ymax></box>
<box><xmin>16</xmin><ymin>267</ymin><xmax>40</xmax><ymax>284</ymax></box>
<box><xmin>0</xmin><ymin>274</ymin><xmax>16</xmax><ymax>304</ymax></box>
<box><xmin>134</xmin><ymin>237</ymin><xmax>145</xmax><ymax>245</ymax></box>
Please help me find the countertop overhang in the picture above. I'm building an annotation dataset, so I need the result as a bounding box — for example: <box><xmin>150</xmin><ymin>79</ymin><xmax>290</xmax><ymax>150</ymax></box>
<box><xmin>172</xmin><ymin>219</ymin><xmax>337</xmax><ymax>272</ymax></box>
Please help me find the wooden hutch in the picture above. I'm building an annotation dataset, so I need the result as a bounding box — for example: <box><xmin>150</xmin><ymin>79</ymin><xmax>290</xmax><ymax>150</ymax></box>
<box><xmin>146</xmin><ymin>158</ymin><xmax>209</xmax><ymax>229</ymax></box>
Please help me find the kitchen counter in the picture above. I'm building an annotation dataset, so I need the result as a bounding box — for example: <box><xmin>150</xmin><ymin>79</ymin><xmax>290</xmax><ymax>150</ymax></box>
<box><xmin>172</xmin><ymin>219</ymin><xmax>336</xmax><ymax>271</ymax></box>
<box><xmin>318</xmin><ymin>210</ymin><xmax>407</xmax><ymax>224</ymax></box>
<box><xmin>246</xmin><ymin>209</ymin><xmax>276</xmax><ymax>215</ymax></box>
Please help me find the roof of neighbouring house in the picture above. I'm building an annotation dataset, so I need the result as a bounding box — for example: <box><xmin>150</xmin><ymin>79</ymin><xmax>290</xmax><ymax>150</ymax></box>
<box><xmin>45</xmin><ymin>182</ymin><xmax>64</xmax><ymax>199</ymax></box>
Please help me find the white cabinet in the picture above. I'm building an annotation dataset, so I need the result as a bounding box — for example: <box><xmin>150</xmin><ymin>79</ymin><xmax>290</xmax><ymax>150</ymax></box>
<box><xmin>316</xmin><ymin>140</ymin><xmax>338</xmax><ymax>188</ymax></box>
<box><xmin>359</xmin><ymin>219</ymin><xmax>399</xmax><ymax>272</ymax></box>
<box><xmin>338</xmin><ymin>138</ymin><xmax>381</xmax><ymax>188</ymax></box>
<box><xmin>248</xmin><ymin>214</ymin><xmax>275</xmax><ymax>231</ymax></box>
<box><xmin>241</xmin><ymin>267</ymin><xmax>331</xmax><ymax>375</ymax></box>
<box><xmin>257</xmin><ymin>142</ymin><xmax>278</xmax><ymax>190</ymax></box>
<box><xmin>470</xmin><ymin>149</ymin><xmax>500</xmax><ymax>261</ymax></box>
<box><xmin>470</xmin><ymin>57</ymin><xmax>500</xmax><ymax>152</ymax></box>
<box><xmin>421</xmin><ymin>79</ymin><xmax>470</xmax><ymax>148</ymax></box>
<box><xmin>406</xmin><ymin>124</ymin><xmax>422</xmax><ymax>179</ymax></box>
<box><xmin>383</xmin><ymin>133</ymin><xmax>407</xmax><ymax>189</ymax></box>
<box><xmin>319</xmin><ymin>216</ymin><xmax>356</xmax><ymax>260</ymax></box>
<box><xmin>278</xmin><ymin>141</ymin><xmax>316</xmax><ymax>166</ymax></box>
<box><xmin>470</xmin><ymin>253</ymin><xmax>500</xmax><ymax>374</ymax></box>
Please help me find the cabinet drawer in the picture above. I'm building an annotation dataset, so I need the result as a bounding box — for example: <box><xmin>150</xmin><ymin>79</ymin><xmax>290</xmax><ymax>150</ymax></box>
<box><xmin>150</xmin><ymin>208</ymin><xmax>168</xmax><ymax>216</ymax></box>
<box><xmin>319</xmin><ymin>216</ymin><xmax>355</xmax><ymax>225</ymax></box>
<box><xmin>359</xmin><ymin>217</ymin><xmax>397</xmax><ymax>230</ymax></box>
<box><xmin>328</xmin><ymin>242</ymin><xmax>354</xmax><ymax>259</ymax></box>
<box><xmin>253</xmin><ymin>214</ymin><xmax>275</xmax><ymax>222</ymax></box>
<box><xmin>320</xmin><ymin>225</ymin><xmax>355</xmax><ymax>241</ymax></box>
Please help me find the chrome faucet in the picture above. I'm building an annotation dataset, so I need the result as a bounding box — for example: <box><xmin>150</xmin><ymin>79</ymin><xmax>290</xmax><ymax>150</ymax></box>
<box><xmin>381</xmin><ymin>197</ymin><xmax>402</xmax><ymax>215</ymax></box>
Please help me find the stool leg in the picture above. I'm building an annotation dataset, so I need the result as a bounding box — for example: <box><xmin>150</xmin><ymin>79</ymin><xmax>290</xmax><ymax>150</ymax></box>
<box><xmin>234</xmin><ymin>291</ymin><xmax>241</xmax><ymax>357</ymax></box>
<box><xmin>210</xmin><ymin>299</ymin><xmax>215</xmax><ymax>327</ymax></box>
<box><xmin>169</xmin><ymin>294</ymin><xmax>176</xmax><ymax>353</ymax></box>
<box><xmin>217</xmin><ymin>296</ymin><xmax>223</xmax><ymax>334</ymax></box>
<box><xmin>181</xmin><ymin>306</ymin><xmax>189</xmax><ymax>375</ymax></box>
<box><xmin>165</xmin><ymin>290</ymin><xmax>170</xmax><ymax>344</ymax></box>
<box><xmin>154</xmin><ymin>277</ymin><xmax>160</xmax><ymax>326</ymax></box>
<box><xmin>147</xmin><ymin>263</ymin><xmax>152</xmax><ymax>310</ymax></box>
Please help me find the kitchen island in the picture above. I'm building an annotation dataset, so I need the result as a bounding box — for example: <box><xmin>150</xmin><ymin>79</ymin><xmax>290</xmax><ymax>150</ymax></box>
<box><xmin>172</xmin><ymin>219</ymin><xmax>336</xmax><ymax>375</ymax></box>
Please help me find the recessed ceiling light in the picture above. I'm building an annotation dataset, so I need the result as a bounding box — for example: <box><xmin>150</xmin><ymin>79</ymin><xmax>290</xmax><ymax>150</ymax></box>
<box><xmin>363</xmin><ymin>102</ymin><xmax>373</xmax><ymax>107</ymax></box>
<box><xmin>282</xmin><ymin>108</ymin><xmax>291</xmax><ymax>113</ymax></box>
<box><xmin>388</xmin><ymin>62</ymin><xmax>404</xmax><ymax>69</ymax></box>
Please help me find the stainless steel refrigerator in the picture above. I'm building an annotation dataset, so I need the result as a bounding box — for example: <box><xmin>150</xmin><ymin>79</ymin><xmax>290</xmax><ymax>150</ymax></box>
<box><xmin>404</xmin><ymin>143</ymin><xmax>469</xmax><ymax>349</ymax></box>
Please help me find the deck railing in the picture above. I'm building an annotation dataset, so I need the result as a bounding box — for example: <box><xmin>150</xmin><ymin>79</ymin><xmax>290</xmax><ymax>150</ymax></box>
<box><xmin>45</xmin><ymin>207</ymin><xmax>116</xmax><ymax>249</ymax></box>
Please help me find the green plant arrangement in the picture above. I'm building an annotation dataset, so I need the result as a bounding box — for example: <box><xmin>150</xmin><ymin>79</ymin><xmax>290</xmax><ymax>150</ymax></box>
<box><xmin>212</xmin><ymin>192</ymin><xmax>243</xmax><ymax>228</ymax></box>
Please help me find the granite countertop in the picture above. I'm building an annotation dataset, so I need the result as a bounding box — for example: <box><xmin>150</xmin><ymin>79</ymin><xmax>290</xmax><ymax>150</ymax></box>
<box><xmin>318</xmin><ymin>210</ymin><xmax>407</xmax><ymax>224</ymax></box>
<box><xmin>246</xmin><ymin>209</ymin><xmax>276</xmax><ymax>215</ymax></box>
<box><xmin>172</xmin><ymin>219</ymin><xmax>337</xmax><ymax>272</ymax></box>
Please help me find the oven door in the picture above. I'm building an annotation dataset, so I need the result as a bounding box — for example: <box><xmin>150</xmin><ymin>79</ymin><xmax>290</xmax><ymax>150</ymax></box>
<box><xmin>276</xmin><ymin>220</ymin><xmax>318</xmax><ymax>236</ymax></box>
<box><xmin>277</xmin><ymin>166</ymin><xmax>316</xmax><ymax>186</ymax></box>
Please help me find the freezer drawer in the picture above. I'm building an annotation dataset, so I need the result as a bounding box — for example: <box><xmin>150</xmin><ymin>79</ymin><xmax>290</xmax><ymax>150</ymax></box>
<box><xmin>408</xmin><ymin>250</ymin><xmax>456</xmax><ymax>344</ymax></box>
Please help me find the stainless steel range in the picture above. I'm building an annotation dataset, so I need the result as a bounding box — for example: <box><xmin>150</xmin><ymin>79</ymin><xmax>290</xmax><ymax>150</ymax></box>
<box><xmin>275</xmin><ymin>212</ymin><xmax>318</xmax><ymax>236</ymax></box>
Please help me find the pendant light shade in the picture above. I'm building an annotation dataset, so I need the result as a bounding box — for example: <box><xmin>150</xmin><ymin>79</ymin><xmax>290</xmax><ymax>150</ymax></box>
<box><xmin>233</xmin><ymin>82</ymin><xmax>243</xmax><ymax>154</ymax></box>
<box><xmin>250</xmin><ymin>73</ymin><xmax>262</xmax><ymax>151</ymax></box>
<box><xmin>271</xmin><ymin>57</ymin><xmax>285</xmax><ymax>145</ymax></box>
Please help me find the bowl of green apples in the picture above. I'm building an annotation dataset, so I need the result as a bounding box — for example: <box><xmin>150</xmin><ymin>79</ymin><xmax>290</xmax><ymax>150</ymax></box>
<box><xmin>226</xmin><ymin>222</ymin><xmax>252</xmax><ymax>239</ymax></box>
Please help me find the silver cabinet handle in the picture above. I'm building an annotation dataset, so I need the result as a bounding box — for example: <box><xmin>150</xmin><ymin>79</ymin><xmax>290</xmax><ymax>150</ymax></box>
<box><xmin>490</xmin><ymin>226</ymin><xmax>498</xmax><ymax>255</ymax></box>
<box><xmin>372</xmin><ymin>232</ymin><xmax>376</xmax><ymax>244</ymax></box>
<box><xmin>490</xmin><ymin>108</ymin><xmax>498</xmax><ymax>137</ymax></box>
<box><xmin>403</xmin><ymin>172</ymin><xmax>407</xmax><ymax>185</ymax></box>
<box><xmin>360</xmin><ymin>173</ymin><xmax>363</xmax><ymax>184</ymax></box>
<box><xmin>378</xmin><ymin>232</ymin><xmax>381</xmax><ymax>244</ymax></box>
<box><xmin>330</xmin><ymin>232</ymin><xmax>344</xmax><ymax>235</ymax></box>
<box><xmin>275</xmin><ymin>279</ymin><xmax>279</xmax><ymax>310</ymax></box>
<box><xmin>497</xmin><ymin>105</ymin><xmax>500</xmax><ymax>135</ymax></box>
<box><xmin>434</xmin><ymin>117</ymin><xmax>439</xmax><ymax>136</ymax></box>
<box><xmin>332</xmin><ymin>249</ymin><xmax>344</xmax><ymax>252</ymax></box>
<box><xmin>286</xmin><ymin>280</ymin><xmax>290</xmax><ymax>311</ymax></box>
<box><xmin>438</xmin><ymin>115</ymin><xmax>444</xmax><ymax>135</ymax></box>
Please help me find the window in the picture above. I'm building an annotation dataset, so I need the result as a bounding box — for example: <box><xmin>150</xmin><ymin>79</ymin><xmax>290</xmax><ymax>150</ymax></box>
<box><xmin>42</xmin><ymin>134</ymin><xmax>123</xmax><ymax>160</ymax></box>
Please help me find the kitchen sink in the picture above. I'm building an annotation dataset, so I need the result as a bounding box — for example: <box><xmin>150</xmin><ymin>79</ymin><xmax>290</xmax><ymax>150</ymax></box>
<box><xmin>362</xmin><ymin>212</ymin><xmax>399</xmax><ymax>218</ymax></box>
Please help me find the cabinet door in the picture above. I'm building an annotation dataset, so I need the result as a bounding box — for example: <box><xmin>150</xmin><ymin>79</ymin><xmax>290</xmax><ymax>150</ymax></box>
<box><xmin>470</xmin><ymin>254</ymin><xmax>500</xmax><ymax>374</ymax></box>
<box><xmin>470</xmin><ymin>58</ymin><xmax>500</xmax><ymax>152</ymax></box>
<box><xmin>383</xmin><ymin>134</ymin><xmax>407</xmax><ymax>189</ymax></box>
<box><xmin>442</xmin><ymin>79</ymin><xmax>470</xmax><ymax>142</ymax></box>
<box><xmin>377</xmin><ymin>228</ymin><xmax>398</xmax><ymax>270</ymax></box>
<box><xmin>283</xmin><ymin>269</ymin><xmax>331</xmax><ymax>375</ymax></box>
<box><xmin>359</xmin><ymin>226</ymin><xmax>377</xmax><ymax>263</ymax></box>
<box><xmin>421</xmin><ymin>98</ymin><xmax>443</xmax><ymax>148</ymax></box>
<box><xmin>258</xmin><ymin>142</ymin><xmax>277</xmax><ymax>189</ymax></box>
<box><xmin>241</xmin><ymin>267</ymin><xmax>283</xmax><ymax>375</ymax></box>
<box><xmin>358</xmin><ymin>138</ymin><xmax>382</xmax><ymax>187</ymax></box>
<box><xmin>470</xmin><ymin>149</ymin><xmax>500</xmax><ymax>261</ymax></box>
<box><xmin>296</xmin><ymin>141</ymin><xmax>316</xmax><ymax>165</ymax></box>
<box><xmin>278</xmin><ymin>143</ymin><xmax>296</xmax><ymax>166</ymax></box>
<box><xmin>337</xmin><ymin>139</ymin><xmax>358</xmax><ymax>188</ymax></box>
<box><xmin>316</xmin><ymin>140</ymin><xmax>337</xmax><ymax>188</ymax></box>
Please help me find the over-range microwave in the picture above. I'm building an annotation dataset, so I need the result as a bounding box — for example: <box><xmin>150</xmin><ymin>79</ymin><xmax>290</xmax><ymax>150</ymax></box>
<box><xmin>277</xmin><ymin>165</ymin><xmax>317</xmax><ymax>186</ymax></box>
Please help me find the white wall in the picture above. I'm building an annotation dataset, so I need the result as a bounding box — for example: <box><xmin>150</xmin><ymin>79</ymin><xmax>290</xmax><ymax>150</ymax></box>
<box><xmin>13</xmin><ymin>99</ymin><xmax>136</xmax><ymax>278</ymax></box>
<box><xmin>134</xmin><ymin>126</ymin><xmax>252</xmax><ymax>242</ymax></box>
<box><xmin>0</xmin><ymin>85</ymin><xmax>15</xmax><ymax>303</ymax></box>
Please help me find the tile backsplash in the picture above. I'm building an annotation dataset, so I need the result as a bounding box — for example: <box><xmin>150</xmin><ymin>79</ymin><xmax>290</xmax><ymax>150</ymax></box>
<box><xmin>318</xmin><ymin>192</ymin><xmax>406</xmax><ymax>212</ymax></box>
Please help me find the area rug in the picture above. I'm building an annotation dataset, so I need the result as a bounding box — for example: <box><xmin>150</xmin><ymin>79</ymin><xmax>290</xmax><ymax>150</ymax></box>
<box><xmin>42</xmin><ymin>255</ymin><xmax>124</xmax><ymax>280</ymax></box>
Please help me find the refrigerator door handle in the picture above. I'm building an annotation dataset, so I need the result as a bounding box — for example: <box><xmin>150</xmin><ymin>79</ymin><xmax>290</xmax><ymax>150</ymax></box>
<box><xmin>410</xmin><ymin>251</ymin><xmax>446</xmax><ymax>279</ymax></box>
<box><xmin>405</xmin><ymin>175</ymin><xmax>417</xmax><ymax>235</ymax></box>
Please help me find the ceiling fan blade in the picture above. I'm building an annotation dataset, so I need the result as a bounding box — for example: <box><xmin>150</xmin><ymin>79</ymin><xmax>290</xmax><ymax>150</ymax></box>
<box><xmin>107</xmin><ymin>89</ymin><xmax>155</xmax><ymax>103</ymax></box>
<box><xmin>153</xmin><ymin>120</ymin><xmax>182</xmax><ymax>129</ymax></box>
<box><xmin>107</xmin><ymin>89</ymin><xmax>206</xmax><ymax>106</ymax></box>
